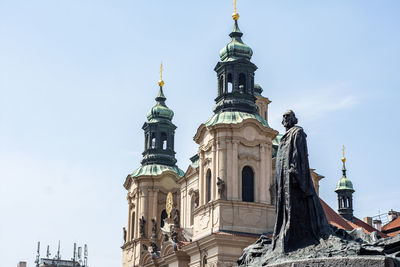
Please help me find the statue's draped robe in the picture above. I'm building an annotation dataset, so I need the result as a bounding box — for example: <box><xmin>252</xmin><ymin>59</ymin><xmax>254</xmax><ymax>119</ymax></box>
<box><xmin>272</xmin><ymin>126</ymin><xmax>331</xmax><ymax>253</ymax></box>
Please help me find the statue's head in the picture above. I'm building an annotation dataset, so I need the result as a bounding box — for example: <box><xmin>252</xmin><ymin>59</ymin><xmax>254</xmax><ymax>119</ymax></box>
<box><xmin>282</xmin><ymin>110</ymin><xmax>298</xmax><ymax>129</ymax></box>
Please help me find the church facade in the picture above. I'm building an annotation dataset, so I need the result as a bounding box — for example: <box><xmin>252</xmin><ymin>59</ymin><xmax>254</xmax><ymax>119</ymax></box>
<box><xmin>121</xmin><ymin>11</ymin><xmax>325</xmax><ymax>267</ymax></box>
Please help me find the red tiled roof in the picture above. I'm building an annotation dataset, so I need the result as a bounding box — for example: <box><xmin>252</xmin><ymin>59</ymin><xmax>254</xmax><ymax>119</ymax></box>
<box><xmin>347</xmin><ymin>217</ymin><xmax>387</xmax><ymax>237</ymax></box>
<box><xmin>382</xmin><ymin>216</ymin><xmax>400</xmax><ymax>231</ymax></box>
<box><xmin>387</xmin><ymin>230</ymin><xmax>400</xmax><ymax>237</ymax></box>
<box><xmin>319</xmin><ymin>198</ymin><xmax>387</xmax><ymax>237</ymax></box>
<box><xmin>319</xmin><ymin>198</ymin><xmax>352</xmax><ymax>230</ymax></box>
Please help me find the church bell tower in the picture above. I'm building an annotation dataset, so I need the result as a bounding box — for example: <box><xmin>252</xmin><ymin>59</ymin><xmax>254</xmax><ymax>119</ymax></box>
<box><xmin>122</xmin><ymin>66</ymin><xmax>184</xmax><ymax>267</ymax></box>
<box><xmin>213</xmin><ymin>18</ymin><xmax>258</xmax><ymax>114</ymax></box>
<box><xmin>335</xmin><ymin>146</ymin><xmax>355</xmax><ymax>221</ymax></box>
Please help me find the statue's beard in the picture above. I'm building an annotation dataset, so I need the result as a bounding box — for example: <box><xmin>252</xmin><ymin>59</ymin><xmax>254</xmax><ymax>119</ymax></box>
<box><xmin>282</xmin><ymin>120</ymin><xmax>295</xmax><ymax>129</ymax></box>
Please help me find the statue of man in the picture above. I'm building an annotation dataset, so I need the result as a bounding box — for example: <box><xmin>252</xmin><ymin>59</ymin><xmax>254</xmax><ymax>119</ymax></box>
<box><xmin>139</xmin><ymin>216</ymin><xmax>146</xmax><ymax>238</ymax></box>
<box><xmin>151</xmin><ymin>218</ymin><xmax>158</xmax><ymax>238</ymax></box>
<box><xmin>217</xmin><ymin>177</ymin><xmax>225</xmax><ymax>199</ymax></box>
<box><xmin>272</xmin><ymin>110</ymin><xmax>330</xmax><ymax>253</ymax></box>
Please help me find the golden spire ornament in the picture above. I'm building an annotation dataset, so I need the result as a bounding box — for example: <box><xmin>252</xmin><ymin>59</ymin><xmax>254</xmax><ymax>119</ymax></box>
<box><xmin>158</xmin><ymin>62</ymin><xmax>164</xmax><ymax>87</ymax></box>
<box><xmin>232</xmin><ymin>0</ymin><xmax>239</xmax><ymax>20</ymax></box>
<box><xmin>342</xmin><ymin>145</ymin><xmax>346</xmax><ymax>163</ymax></box>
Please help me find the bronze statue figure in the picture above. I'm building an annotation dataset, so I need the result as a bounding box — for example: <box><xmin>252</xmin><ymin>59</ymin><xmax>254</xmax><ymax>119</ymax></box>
<box><xmin>238</xmin><ymin>111</ymin><xmax>400</xmax><ymax>266</ymax></box>
<box><xmin>272</xmin><ymin>110</ymin><xmax>330</xmax><ymax>253</ymax></box>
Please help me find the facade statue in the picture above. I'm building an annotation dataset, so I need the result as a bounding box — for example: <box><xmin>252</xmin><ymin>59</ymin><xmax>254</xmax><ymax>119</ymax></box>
<box><xmin>171</xmin><ymin>207</ymin><xmax>180</xmax><ymax>228</ymax></box>
<box><xmin>123</xmin><ymin>227</ymin><xmax>127</xmax><ymax>242</ymax></box>
<box><xmin>272</xmin><ymin>110</ymin><xmax>330</xmax><ymax>253</ymax></box>
<box><xmin>217</xmin><ymin>177</ymin><xmax>225</xmax><ymax>199</ymax></box>
<box><xmin>139</xmin><ymin>216</ymin><xmax>146</xmax><ymax>238</ymax></box>
<box><xmin>151</xmin><ymin>218</ymin><xmax>158</xmax><ymax>238</ymax></box>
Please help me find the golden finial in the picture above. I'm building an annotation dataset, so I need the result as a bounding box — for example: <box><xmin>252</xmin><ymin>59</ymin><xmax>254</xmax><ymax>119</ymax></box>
<box><xmin>158</xmin><ymin>62</ymin><xmax>164</xmax><ymax>87</ymax></box>
<box><xmin>232</xmin><ymin>0</ymin><xmax>239</xmax><ymax>20</ymax></box>
<box><xmin>166</xmin><ymin>192</ymin><xmax>173</xmax><ymax>218</ymax></box>
<box><xmin>342</xmin><ymin>145</ymin><xmax>346</xmax><ymax>163</ymax></box>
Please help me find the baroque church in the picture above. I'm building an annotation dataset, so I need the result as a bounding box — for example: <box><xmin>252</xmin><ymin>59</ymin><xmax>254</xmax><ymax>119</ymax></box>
<box><xmin>120</xmin><ymin>7</ymin><xmax>379</xmax><ymax>267</ymax></box>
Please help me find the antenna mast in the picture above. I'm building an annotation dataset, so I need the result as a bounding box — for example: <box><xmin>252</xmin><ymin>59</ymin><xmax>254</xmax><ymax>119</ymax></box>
<box><xmin>56</xmin><ymin>240</ymin><xmax>61</xmax><ymax>260</ymax></box>
<box><xmin>35</xmin><ymin>242</ymin><xmax>40</xmax><ymax>267</ymax></box>
<box><xmin>84</xmin><ymin>244</ymin><xmax>88</xmax><ymax>267</ymax></box>
<box><xmin>78</xmin><ymin>246</ymin><xmax>82</xmax><ymax>265</ymax></box>
<box><xmin>46</xmin><ymin>245</ymin><xmax>51</xmax><ymax>258</ymax></box>
<box><xmin>72</xmin><ymin>243</ymin><xmax>77</xmax><ymax>267</ymax></box>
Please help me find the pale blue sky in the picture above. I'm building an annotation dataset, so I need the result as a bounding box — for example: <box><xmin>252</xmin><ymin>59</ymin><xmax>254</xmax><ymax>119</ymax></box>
<box><xmin>1</xmin><ymin>1</ymin><xmax>399</xmax><ymax>266</ymax></box>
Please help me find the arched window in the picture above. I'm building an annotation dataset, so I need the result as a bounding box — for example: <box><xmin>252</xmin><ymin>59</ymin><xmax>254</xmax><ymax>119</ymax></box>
<box><xmin>145</xmin><ymin>134</ymin><xmax>149</xmax><ymax>150</ymax></box>
<box><xmin>202</xmin><ymin>255</ymin><xmax>208</xmax><ymax>267</ymax></box>
<box><xmin>131</xmin><ymin>212</ymin><xmax>135</xmax><ymax>239</ymax></box>
<box><xmin>227</xmin><ymin>73</ymin><xmax>233</xmax><ymax>93</ymax></box>
<box><xmin>239</xmin><ymin>73</ymin><xmax>246</xmax><ymax>92</ymax></box>
<box><xmin>151</xmin><ymin>133</ymin><xmax>156</xmax><ymax>149</ymax></box>
<box><xmin>218</xmin><ymin>76</ymin><xmax>224</xmax><ymax>96</ymax></box>
<box><xmin>160</xmin><ymin>209</ymin><xmax>168</xmax><ymax>228</ymax></box>
<box><xmin>242</xmin><ymin>166</ymin><xmax>254</xmax><ymax>202</ymax></box>
<box><xmin>206</xmin><ymin>169</ymin><xmax>212</xmax><ymax>203</ymax></box>
<box><xmin>161</xmin><ymin>132</ymin><xmax>167</xmax><ymax>150</ymax></box>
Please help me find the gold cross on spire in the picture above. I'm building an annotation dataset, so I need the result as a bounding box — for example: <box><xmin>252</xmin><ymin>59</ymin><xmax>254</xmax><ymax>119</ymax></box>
<box><xmin>342</xmin><ymin>145</ymin><xmax>346</xmax><ymax>163</ymax></box>
<box><xmin>232</xmin><ymin>0</ymin><xmax>239</xmax><ymax>20</ymax></box>
<box><xmin>158</xmin><ymin>62</ymin><xmax>164</xmax><ymax>87</ymax></box>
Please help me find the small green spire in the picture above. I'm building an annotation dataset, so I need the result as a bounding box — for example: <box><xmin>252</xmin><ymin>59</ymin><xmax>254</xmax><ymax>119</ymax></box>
<box><xmin>335</xmin><ymin>146</ymin><xmax>355</xmax><ymax>192</ymax></box>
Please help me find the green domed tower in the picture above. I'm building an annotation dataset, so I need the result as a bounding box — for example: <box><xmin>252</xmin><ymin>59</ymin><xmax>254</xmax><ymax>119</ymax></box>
<box><xmin>335</xmin><ymin>146</ymin><xmax>355</xmax><ymax>221</ymax></box>
<box><xmin>213</xmin><ymin>10</ymin><xmax>259</xmax><ymax>114</ymax></box>
<box><xmin>141</xmin><ymin>72</ymin><xmax>178</xmax><ymax>167</ymax></box>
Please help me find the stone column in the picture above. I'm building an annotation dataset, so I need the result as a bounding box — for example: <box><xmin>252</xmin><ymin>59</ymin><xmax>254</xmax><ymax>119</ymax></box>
<box><xmin>141</xmin><ymin>188</ymin><xmax>149</xmax><ymax>236</ymax></box>
<box><xmin>134</xmin><ymin>196</ymin><xmax>139</xmax><ymax>239</ymax></box>
<box><xmin>212</xmin><ymin>140</ymin><xmax>217</xmax><ymax>200</ymax></box>
<box><xmin>217</xmin><ymin>140</ymin><xmax>224</xmax><ymax>199</ymax></box>
<box><xmin>152</xmin><ymin>189</ymin><xmax>158</xmax><ymax>222</ymax></box>
<box><xmin>232</xmin><ymin>140</ymin><xmax>239</xmax><ymax>200</ymax></box>
<box><xmin>199</xmin><ymin>151</ymin><xmax>205</xmax><ymax>206</ymax></box>
<box><xmin>127</xmin><ymin>200</ymin><xmax>132</xmax><ymax>241</ymax></box>
<box><xmin>260</xmin><ymin>143</ymin><xmax>267</xmax><ymax>203</ymax></box>
<box><xmin>181</xmin><ymin>189</ymin><xmax>186</xmax><ymax>227</ymax></box>
<box><xmin>226</xmin><ymin>141</ymin><xmax>233</xmax><ymax>199</ymax></box>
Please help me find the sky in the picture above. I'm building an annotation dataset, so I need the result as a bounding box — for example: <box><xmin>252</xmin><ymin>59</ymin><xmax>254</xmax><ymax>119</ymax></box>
<box><xmin>1</xmin><ymin>0</ymin><xmax>399</xmax><ymax>266</ymax></box>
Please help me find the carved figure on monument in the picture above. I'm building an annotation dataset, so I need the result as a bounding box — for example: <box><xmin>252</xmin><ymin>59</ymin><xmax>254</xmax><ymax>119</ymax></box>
<box><xmin>149</xmin><ymin>240</ymin><xmax>160</xmax><ymax>259</ymax></box>
<box><xmin>272</xmin><ymin>110</ymin><xmax>331</xmax><ymax>252</ymax></box>
<box><xmin>217</xmin><ymin>177</ymin><xmax>225</xmax><ymax>199</ymax></box>
<box><xmin>171</xmin><ymin>229</ymin><xmax>179</xmax><ymax>243</ymax></box>
<box><xmin>139</xmin><ymin>216</ymin><xmax>146</xmax><ymax>238</ymax></box>
<box><xmin>171</xmin><ymin>207</ymin><xmax>180</xmax><ymax>228</ymax></box>
<box><xmin>151</xmin><ymin>218</ymin><xmax>158</xmax><ymax>238</ymax></box>
<box><xmin>163</xmin><ymin>233</ymin><xmax>169</xmax><ymax>242</ymax></box>
<box><xmin>191</xmin><ymin>190</ymin><xmax>199</xmax><ymax>208</ymax></box>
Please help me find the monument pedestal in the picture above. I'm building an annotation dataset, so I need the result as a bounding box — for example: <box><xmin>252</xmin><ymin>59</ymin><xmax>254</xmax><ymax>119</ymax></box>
<box><xmin>266</xmin><ymin>256</ymin><xmax>398</xmax><ymax>267</ymax></box>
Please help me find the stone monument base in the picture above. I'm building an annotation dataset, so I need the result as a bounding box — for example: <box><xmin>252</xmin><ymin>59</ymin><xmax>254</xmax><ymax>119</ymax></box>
<box><xmin>266</xmin><ymin>256</ymin><xmax>398</xmax><ymax>267</ymax></box>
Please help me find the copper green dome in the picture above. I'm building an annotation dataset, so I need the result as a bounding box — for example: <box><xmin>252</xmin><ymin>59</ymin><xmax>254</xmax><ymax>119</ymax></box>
<box><xmin>335</xmin><ymin>176</ymin><xmax>355</xmax><ymax>192</ymax></box>
<box><xmin>219</xmin><ymin>20</ymin><xmax>253</xmax><ymax>62</ymax></box>
<box><xmin>146</xmin><ymin>87</ymin><xmax>174</xmax><ymax>121</ymax></box>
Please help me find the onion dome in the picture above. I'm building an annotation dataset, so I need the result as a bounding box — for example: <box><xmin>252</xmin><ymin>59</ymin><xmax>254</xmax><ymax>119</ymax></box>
<box><xmin>335</xmin><ymin>152</ymin><xmax>355</xmax><ymax>192</ymax></box>
<box><xmin>335</xmin><ymin>176</ymin><xmax>354</xmax><ymax>192</ymax></box>
<box><xmin>146</xmin><ymin>87</ymin><xmax>174</xmax><ymax>122</ymax></box>
<box><xmin>254</xmin><ymin>84</ymin><xmax>263</xmax><ymax>96</ymax></box>
<box><xmin>219</xmin><ymin>20</ymin><xmax>253</xmax><ymax>62</ymax></box>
